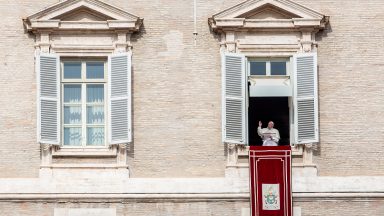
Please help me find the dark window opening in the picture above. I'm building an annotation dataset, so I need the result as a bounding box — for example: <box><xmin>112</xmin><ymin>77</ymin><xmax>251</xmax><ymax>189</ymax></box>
<box><xmin>248</xmin><ymin>97</ymin><xmax>290</xmax><ymax>146</ymax></box>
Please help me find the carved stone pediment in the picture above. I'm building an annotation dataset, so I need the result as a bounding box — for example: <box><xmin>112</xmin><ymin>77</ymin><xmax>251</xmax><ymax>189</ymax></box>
<box><xmin>237</xmin><ymin>4</ymin><xmax>300</xmax><ymax>19</ymax></box>
<box><xmin>209</xmin><ymin>0</ymin><xmax>328</xmax><ymax>31</ymax></box>
<box><xmin>23</xmin><ymin>0</ymin><xmax>142</xmax><ymax>32</ymax></box>
<box><xmin>23</xmin><ymin>0</ymin><xmax>143</xmax><ymax>55</ymax></box>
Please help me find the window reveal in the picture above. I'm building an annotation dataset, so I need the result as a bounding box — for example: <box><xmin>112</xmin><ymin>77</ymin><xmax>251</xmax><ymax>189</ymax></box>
<box><xmin>62</xmin><ymin>61</ymin><xmax>106</xmax><ymax>146</ymax></box>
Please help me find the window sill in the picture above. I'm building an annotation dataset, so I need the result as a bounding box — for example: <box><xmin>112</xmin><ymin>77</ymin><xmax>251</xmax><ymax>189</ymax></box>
<box><xmin>249</xmin><ymin>75</ymin><xmax>290</xmax><ymax>78</ymax></box>
<box><xmin>52</xmin><ymin>147</ymin><xmax>117</xmax><ymax>157</ymax></box>
<box><xmin>237</xmin><ymin>145</ymin><xmax>303</xmax><ymax>156</ymax></box>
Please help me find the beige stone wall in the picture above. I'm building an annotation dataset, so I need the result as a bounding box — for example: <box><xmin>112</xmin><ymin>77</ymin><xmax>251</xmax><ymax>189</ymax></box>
<box><xmin>292</xmin><ymin>0</ymin><xmax>384</xmax><ymax>176</ymax></box>
<box><xmin>0</xmin><ymin>0</ymin><xmax>57</xmax><ymax>178</ymax></box>
<box><xmin>124</xmin><ymin>0</ymin><xmax>225</xmax><ymax>177</ymax></box>
<box><xmin>295</xmin><ymin>199</ymin><xmax>384</xmax><ymax>216</ymax></box>
<box><xmin>0</xmin><ymin>201</ymin><xmax>249</xmax><ymax>216</ymax></box>
<box><xmin>0</xmin><ymin>199</ymin><xmax>383</xmax><ymax>216</ymax></box>
<box><xmin>1</xmin><ymin>0</ymin><xmax>384</xmax><ymax>178</ymax></box>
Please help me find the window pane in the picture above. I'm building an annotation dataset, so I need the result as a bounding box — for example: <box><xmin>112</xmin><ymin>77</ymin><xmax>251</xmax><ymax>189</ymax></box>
<box><xmin>87</xmin><ymin>106</ymin><xmax>104</xmax><ymax>124</ymax></box>
<box><xmin>87</xmin><ymin>127</ymin><xmax>104</xmax><ymax>146</ymax></box>
<box><xmin>86</xmin><ymin>62</ymin><xmax>104</xmax><ymax>79</ymax></box>
<box><xmin>64</xmin><ymin>62</ymin><xmax>81</xmax><ymax>79</ymax></box>
<box><xmin>64</xmin><ymin>105</ymin><xmax>81</xmax><ymax>124</ymax></box>
<box><xmin>87</xmin><ymin>84</ymin><xmax>104</xmax><ymax>103</ymax></box>
<box><xmin>271</xmin><ymin>62</ymin><xmax>287</xmax><ymax>75</ymax></box>
<box><xmin>63</xmin><ymin>127</ymin><xmax>82</xmax><ymax>146</ymax></box>
<box><xmin>64</xmin><ymin>84</ymin><xmax>81</xmax><ymax>103</ymax></box>
<box><xmin>250</xmin><ymin>62</ymin><xmax>266</xmax><ymax>75</ymax></box>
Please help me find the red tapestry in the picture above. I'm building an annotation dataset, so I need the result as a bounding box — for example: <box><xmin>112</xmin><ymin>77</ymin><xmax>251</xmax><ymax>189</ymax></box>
<box><xmin>249</xmin><ymin>146</ymin><xmax>292</xmax><ymax>216</ymax></box>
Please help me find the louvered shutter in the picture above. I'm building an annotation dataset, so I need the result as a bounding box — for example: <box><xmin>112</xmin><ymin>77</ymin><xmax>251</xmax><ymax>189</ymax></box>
<box><xmin>293</xmin><ymin>53</ymin><xmax>319</xmax><ymax>144</ymax></box>
<box><xmin>37</xmin><ymin>53</ymin><xmax>60</xmax><ymax>145</ymax></box>
<box><xmin>222</xmin><ymin>53</ymin><xmax>246</xmax><ymax>144</ymax></box>
<box><xmin>108</xmin><ymin>52</ymin><xmax>132</xmax><ymax>145</ymax></box>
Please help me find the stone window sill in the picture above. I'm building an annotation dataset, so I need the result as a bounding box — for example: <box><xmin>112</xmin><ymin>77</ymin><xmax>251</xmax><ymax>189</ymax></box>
<box><xmin>52</xmin><ymin>147</ymin><xmax>117</xmax><ymax>158</ymax></box>
<box><xmin>237</xmin><ymin>145</ymin><xmax>303</xmax><ymax>156</ymax></box>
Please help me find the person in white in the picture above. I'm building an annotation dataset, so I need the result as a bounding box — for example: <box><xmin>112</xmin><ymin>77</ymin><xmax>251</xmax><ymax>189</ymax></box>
<box><xmin>257</xmin><ymin>121</ymin><xmax>280</xmax><ymax>146</ymax></box>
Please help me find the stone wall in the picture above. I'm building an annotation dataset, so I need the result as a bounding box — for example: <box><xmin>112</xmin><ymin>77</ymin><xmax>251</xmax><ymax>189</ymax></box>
<box><xmin>0</xmin><ymin>199</ymin><xmax>383</xmax><ymax>216</ymax></box>
<box><xmin>0</xmin><ymin>0</ymin><xmax>383</xmax><ymax>181</ymax></box>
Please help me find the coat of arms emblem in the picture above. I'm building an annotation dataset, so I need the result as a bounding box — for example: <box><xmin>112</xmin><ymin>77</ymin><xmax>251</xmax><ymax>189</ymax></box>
<box><xmin>262</xmin><ymin>184</ymin><xmax>280</xmax><ymax>210</ymax></box>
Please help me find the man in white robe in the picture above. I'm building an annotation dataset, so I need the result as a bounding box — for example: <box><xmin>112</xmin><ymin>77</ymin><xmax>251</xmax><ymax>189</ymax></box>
<box><xmin>257</xmin><ymin>121</ymin><xmax>280</xmax><ymax>146</ymax></box>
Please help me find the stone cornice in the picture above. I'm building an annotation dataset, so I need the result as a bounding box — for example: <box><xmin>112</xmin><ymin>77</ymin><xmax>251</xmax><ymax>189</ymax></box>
<box><xmin>212</xmin><ymin>0</ymin><xmax>324</xmax><ymax>19</ymax></box>
<box><xmin>23</xmin><ymin>0</ymin><xmax>143</xmax><ymax>33</ymax></box>
<box><xmin>0</xmin><ymin>177</ymin><xmax>383</xmax><ymax>201</ymax></box>
<box><xmin>209</xmin><ymin>0</ymin><xmax>328</xmax><ymax>32</ymax></box>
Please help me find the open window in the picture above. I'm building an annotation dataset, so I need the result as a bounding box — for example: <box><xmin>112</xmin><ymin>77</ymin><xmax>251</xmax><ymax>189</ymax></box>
<box><xmin>222</xmin><ymin>53</ymin><xmax>318</xmax><ymax>146</ymax></box>
<box><xmin>212</xmin><ymin>0</ymin><xmax>326</xmax><ymax>147</ymax></box>
<box><xmin>248</xmin><ymin>97</ymin><xmax>290</xmax><ymax>146</ymax></box>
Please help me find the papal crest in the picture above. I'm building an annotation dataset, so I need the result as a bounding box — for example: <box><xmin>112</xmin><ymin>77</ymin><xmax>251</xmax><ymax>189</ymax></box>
<box><xmin>262</xmin><ymin>184</ymin><xmax>280</xmax><ymax>210</ymax></box>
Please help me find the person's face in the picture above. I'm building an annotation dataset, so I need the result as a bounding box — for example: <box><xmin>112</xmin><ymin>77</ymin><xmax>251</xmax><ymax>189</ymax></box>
<box><xmin>268</xmin><ymin>121</ymin><xmax>274</xmax><ymax>129</ymax></box>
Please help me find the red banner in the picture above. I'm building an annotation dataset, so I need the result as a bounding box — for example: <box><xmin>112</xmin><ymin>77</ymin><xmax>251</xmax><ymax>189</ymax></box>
<box><xmin>249</xmin><ymin>146</ymin><xmax>292</xmax><ymax>216</ymax></box>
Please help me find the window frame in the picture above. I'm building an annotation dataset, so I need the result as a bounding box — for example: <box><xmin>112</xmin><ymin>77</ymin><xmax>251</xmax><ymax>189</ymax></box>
<box><xmin>246</xmin><ymin>57</ymin><xmax>294</xmax><ymax>145</ymax></box>
<box><xmin>248</xmin><ymin>58</ymin><xmax>291</xmax><ymax>77</ymax></box>
<box><xmin>60</xmin><ymin>59</ymin><xmax>108</xmax><ymax>148</ymax></box>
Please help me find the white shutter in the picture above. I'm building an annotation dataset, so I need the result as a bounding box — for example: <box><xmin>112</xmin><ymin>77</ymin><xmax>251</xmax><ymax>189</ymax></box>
<box><xmin>293</xmin><ymin>53</ymin><xmax>319</xmax><ymax>144</ymax></box>
<box><xmin>37</xmin><ymin>53</ymin><xmax>60</xmax><ymax>145</ymax></box>
<box><xmin>222</xmin><ymin>53</ymin><xmax>246</xmax><ymax>144</ymax></box>
<box><xmin>108</xmin><ymin>52</ymin><xmax>132</xmax><ymax>145</ymax></box>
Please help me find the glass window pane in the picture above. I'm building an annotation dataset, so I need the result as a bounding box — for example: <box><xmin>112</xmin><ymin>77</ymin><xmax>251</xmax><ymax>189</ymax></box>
<box><xmin>250</xmin><ymin>62</ymin><xmax>266</xmax><ymax>75</ymax></box>
<box><xmin>87</xmin><ymin>106</ymin><xmax>104</xmax><ymax>124</ymax></box>
<box><xmin>64</xmin><ymin>62</ymin><xmax>81</xmax><ymax>79</ymax></box>
<box><xmin>86</xmin><ymin>62</ymin><xmax>104</xmax><ymax>79</ymax></box>
<box><xmin>63</xmin><ymin>127</ymin><xmax>82</xmax><ymax>146</ymax></box>
<box><xmin>87</xmin><ymin>84</ymin><xmax>104</xmax><ymax>103</ymax></box>
<box><xmin>271</xmin><ymin>62</ymin><xmax>287</xmax><ymax>75</ymax></box>
<box><xmin>64</xmin><ymin>84</ymin><xmax>81</xmax><ymax>103</ymax></box>
<box><xmin>64</xmin><ymin>106</ymin><xmax>82</xmax><ymax>124</ymax></box>
<box><xmin>87</xmin><ymin>127</ymin><xmax>104</xmax><ymax>146</ymax></box>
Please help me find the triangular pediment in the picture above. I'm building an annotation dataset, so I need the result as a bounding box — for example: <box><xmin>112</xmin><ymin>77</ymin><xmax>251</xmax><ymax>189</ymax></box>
<box><xmin>24</xmin><ymin>0</ymin><xmax>142</xmax><ymax>31</ymax></box>
<box><xmin>209</xmin><ymin>0</ymin><xmax>328</xmax><ymax>30</ymax></box>
<box><xmin>55</xmin><ymin>7</ymin><xmax>115</xmax><ymax>21</ymax></box>
<box><xmin>236</xmin><ymin>4</ymin><xmax>301</xmax><ymax>19</ymax></box>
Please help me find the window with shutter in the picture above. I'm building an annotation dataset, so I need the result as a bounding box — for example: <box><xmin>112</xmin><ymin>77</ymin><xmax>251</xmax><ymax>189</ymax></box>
<box><xmin>224</xmin><ymin>53</ymin><xmax>319</xmax><ymax>146</ymax></box>
<box><xmin>37</xmin><ymin>53</ymin><xmax>60</xmax><ymax>145</ymax></box>
<box><xmin>222</xmin><ymin>53</ymin><xmax>247</xmax><ymax>144</ymax></box>
<box><xmin>38</xmin><ymin>54</ymin><xmax>133</xmax><ymax>147</ymax></box>
<box><xmin>108</xmin><ymin>53</ymin><xmax>132</xmax><ymax>145</ymax></box>
<box><xmin>293</xmin><ymin>53</ymin><xmax>319</xmax><ymax>144</ymax></box>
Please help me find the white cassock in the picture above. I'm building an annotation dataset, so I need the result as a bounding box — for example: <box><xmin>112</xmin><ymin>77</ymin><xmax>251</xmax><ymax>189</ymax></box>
<box><xmin>257</xmin><ymin>127</ymin><xmax>280</xmax><ymax>146</ymax></box>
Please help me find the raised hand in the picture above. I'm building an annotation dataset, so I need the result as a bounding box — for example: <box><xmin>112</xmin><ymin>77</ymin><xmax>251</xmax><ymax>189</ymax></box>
<box><xmin>259</xmin><ymin>121</ymin><xmax>262</xmax><ymax>127</ymax></box>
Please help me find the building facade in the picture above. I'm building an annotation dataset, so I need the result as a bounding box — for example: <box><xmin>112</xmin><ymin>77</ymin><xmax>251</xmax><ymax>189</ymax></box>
<box><xmin>0</xmin><ymin>0</ymin><xmax>383</xmax><ymax>215</ymax></box>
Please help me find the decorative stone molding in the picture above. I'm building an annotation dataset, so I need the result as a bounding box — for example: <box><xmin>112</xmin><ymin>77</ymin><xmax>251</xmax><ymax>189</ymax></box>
<box><xmin>227</xmin><ymin>143</ymin><xmax>239</xmax><ymax>166</ymax></box>
<box><xmin>209</xmin><ymin>0</ymin><xmax>329</xmax><ymax>54</ymax></box>
<box><xmin>23</xmin><ymin>0</ymin><xmax>143</xmax><ymax>55</ymax></box>
<box><xmin>41</xmin><ymin>143</ymin><xmax>53</xmax><ymax>166</ymax></box>
<box><xmin>303</xmin><ymin>143</ymin><xmax>315</xmax><ymax>166</ymax></box>
<box><xmin>117</xmin><ymin>143</ymin><xmax>128</xmax><ymax>167</ymax></box>
<box><xmin>24</xmin><ymin>0</ymin><xmax>138</xmax><ymax>174</ymax></box>
<box><xmin>209</xmin><ymin>0</ymin><xmax>327</xmax><ymax>31</ymax></box>
<box><xmin>211</xmin><ymin>0</ymin><xmax>328</xmax><ymax>170</ymax></box>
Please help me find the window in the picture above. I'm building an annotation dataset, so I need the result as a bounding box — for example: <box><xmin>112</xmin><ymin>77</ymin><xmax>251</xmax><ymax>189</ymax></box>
<box><xmin>62</xmin><ymin>60</ymin><xmax>107</xmax><ymax>146</ymax></box>
<box><xmin>249</xmin><ymin>59</ymin><xmax>289</xmax><ymax>76</ymax></box>
<box><xmin>222</xmin><ymin>53</ymin><xmax>318</xmax><ymax>145</ymax></box>
<box><xmin>247</xmin><ymin>58</ymin><xmax>292</xmax><ymax>145</ymax></box>
<box><xmin>37</xmin><ymin>53</ymin><xmax>132</xmax><ymax>147</ymax></box>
